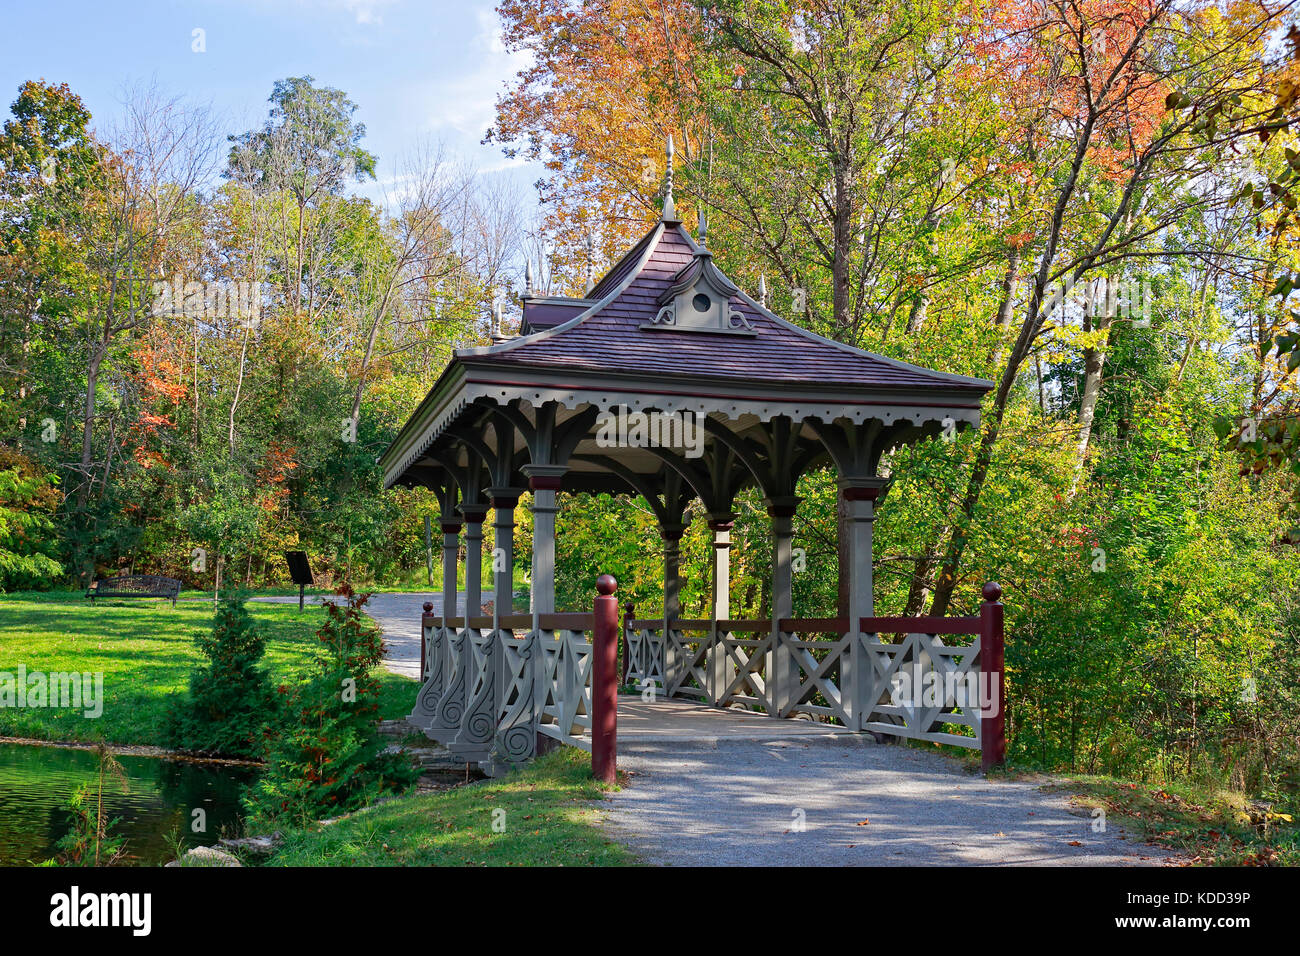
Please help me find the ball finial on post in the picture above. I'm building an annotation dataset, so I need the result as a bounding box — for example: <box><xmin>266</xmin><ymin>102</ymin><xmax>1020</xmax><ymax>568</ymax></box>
<box><xmin>982</xmin><ymin>581</ymin><xmax>1002</xmax><ymax>603</ymax></box>
<box><xmin>597</xmin><ymin>573</ymin><xmax>617</xmax><ymax>596</ymax></box>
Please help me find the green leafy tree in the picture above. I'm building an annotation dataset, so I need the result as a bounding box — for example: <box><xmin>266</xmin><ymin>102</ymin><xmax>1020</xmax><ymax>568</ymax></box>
<box><xmin>0</xmin><ymin>448</ymin><xmax>63</xmax><ymax>590</ymax></box>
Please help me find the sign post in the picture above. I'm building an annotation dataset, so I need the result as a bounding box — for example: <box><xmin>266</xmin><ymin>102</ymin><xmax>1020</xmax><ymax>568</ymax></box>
<box><xmin>284</xmin><ymin>551</ymin><xmax>314</xmax><ymax>612</ymax></box>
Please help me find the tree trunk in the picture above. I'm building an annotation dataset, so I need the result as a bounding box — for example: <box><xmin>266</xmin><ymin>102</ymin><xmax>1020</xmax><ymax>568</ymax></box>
<box><xmin>996</xmin><ymin>250</ymin><xmax>1020</xmax><ymax>329</ymax></box>
<box><xmin>905</xmin><ymin>293</ymin><xmax>928</xmax><ymax>335</ymax></box>
<box><xmin>192</xmin><ymin>310</ymin><xmax>201</xmax><ymax>450</ymax></box>
<box><xmin>903</xmin><ymin>542</ymin><xmax>942</xmax><ymax>617</ymax></box>
<box><xmin>229</xmin><ymin>323</ymin><xmax>252</xmax><ymax>454</ymax></box>
<box><xmin>832</xmin><ymin>161</ymin><xmax>852</xmax><ymax>331</ymax></box>
<box><xmin>77</xmin><ymin>345</ymin><xmax>106</xmax><ymax>508</ymax></box>
<box><xmin>1072</xmin><ymin>311</ymin><xmax>1111</xmax><ymax>485</ymax></box>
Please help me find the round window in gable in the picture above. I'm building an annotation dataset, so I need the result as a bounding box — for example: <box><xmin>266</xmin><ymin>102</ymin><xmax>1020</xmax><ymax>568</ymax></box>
<box><xmin>692</xmin><ymin>292</ymin><xmax>711</xmax><ymax>313</ymax></box>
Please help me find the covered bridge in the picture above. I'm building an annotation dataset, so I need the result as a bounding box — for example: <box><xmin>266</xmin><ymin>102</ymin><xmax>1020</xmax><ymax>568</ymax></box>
<box><xmin>380</xmin><ymin>150</ymin><xmax>1004</xmax><ymax>774</ymax></box>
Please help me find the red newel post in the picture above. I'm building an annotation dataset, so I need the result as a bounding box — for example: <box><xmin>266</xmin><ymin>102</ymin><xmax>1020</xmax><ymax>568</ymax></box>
<box><xmin>592</xmin><ymin>574</ymin><xmax>619</xmax><ymax>785</ymax></box>
<box><xmin>621</xmin><ymin>602</ymin><xmax>635</xmax><ymax>686</ymax></box>
<box><xmin>421</xmin><ymin>601</ymin><xmax>434</xmax><ymax>682</ymax></box>
<box><xmin>980</xmin><ymin>581</ymin><xmax>1006</xmax><ymax>772</ymax></box>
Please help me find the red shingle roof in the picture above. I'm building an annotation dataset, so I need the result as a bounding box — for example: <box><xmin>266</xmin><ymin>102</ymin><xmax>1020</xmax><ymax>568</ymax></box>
<box><xmin>481</xmin><ymin>224</ymin><xmax>989</xmax><ymax>393</ymax></box>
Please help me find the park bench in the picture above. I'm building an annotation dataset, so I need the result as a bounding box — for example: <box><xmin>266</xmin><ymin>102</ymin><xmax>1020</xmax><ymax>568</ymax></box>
<box><xmin>86</xmin><ymin>574</ymin><xmax>182</xmax><ymax>607</ymax></box>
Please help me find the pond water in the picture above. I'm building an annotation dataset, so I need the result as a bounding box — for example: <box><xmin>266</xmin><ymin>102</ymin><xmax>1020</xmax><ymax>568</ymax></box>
<box><xmin>0</xmin><ymin>742</ymin><xmax>256</xmax><ymax>866</ymax></box>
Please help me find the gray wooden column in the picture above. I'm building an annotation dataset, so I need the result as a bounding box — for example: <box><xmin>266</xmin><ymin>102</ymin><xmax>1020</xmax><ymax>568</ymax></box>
<box><xmin>841</xmin><ymin>480</ymin><xmax>887</xmax><ymax>621</ymax></box>
<box><xmin>766</xmin><ymin>496</ymin><xmax>800</xmax><ymax>716</ymax></box>
<box><xmin>706</xmin><ymin>513</ymin><xmax>735</xmax><ymax>705</ymax></box>
<box><xmin>662</xmin><ymin>524</ymin><xmax>686</xmax><ymax>621</ymax></box>
<box><xmin>522</xmin><ymin>465</ymin><xmax>566</xmax><ymax>619</ymax></box>
<box><xmin>841</xmin><ymin>477</ymin><xmax>887</xmax><ymax>729</ymax></box>
<box><xmin>460</xmin><ymin>505</ymin><xmax>488</xmax><ymax>619</ymax></box>
<box><xmin>440</xmin><ymin>517</ymin><xmax>462</xmax><ymax>621</ymax></box>
<box><xmin>487</xmin><ymin>488</ymin><xmax>523</xmax><ymax>627</ymax></box>
<box><xmin>658</xmin><ymin>522</ymin><xmax>686</xmax><ymax>698</ymax></box>
<box><xmin>707</xmin><ymin>514</ymin><xmax>735</xmax><ymax>619</ymax></box>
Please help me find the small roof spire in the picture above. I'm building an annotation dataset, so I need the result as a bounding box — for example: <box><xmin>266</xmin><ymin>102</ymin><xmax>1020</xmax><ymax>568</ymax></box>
<box><xmin>697</xmin><ymin>205</ymin><xmax>708</xmax><ymax>247</ymax></box>
<box><xmin>583</xmin><ymin>233</ymin><xmax>595</xmax><ymax>295</ymax></box>
<box><xmin>757</xmin><ymin>274</ymin><xmax>768</xmax><ymax>308</ymax></box>
<box><xmin>661</xmin><ymin>134</ymin><xmax>680</xmax><ymax>223</ymax></box>
<box><xmin>491</xmin><ymin>292</ymin><xmax>514</xmax><ymax>344</ymax></box>
<box><xmin>524</xmin><ymin>259</ymin><xmax>534</xmax><ymax>297</ymax></box>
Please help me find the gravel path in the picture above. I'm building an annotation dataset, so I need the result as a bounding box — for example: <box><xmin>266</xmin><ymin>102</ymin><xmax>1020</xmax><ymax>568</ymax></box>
<box><xmin>602</xmin><ymin>738</ymin><xmax>1182</xmax><ymax>866</ymax></box>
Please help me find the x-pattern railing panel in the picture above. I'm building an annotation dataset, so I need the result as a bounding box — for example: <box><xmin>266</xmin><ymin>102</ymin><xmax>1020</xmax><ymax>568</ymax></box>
<box><xmin>716</xmin><ymin>632</ymin><xmax>772</xmax><ymax>711</ymax></box>
<box><xmin>536</xmin><ymin>629</ymin><xmax>592</xmax><ymax>749</ymax></box>
<box><xmin>860</xmin><ymin>631</ymin><xmax>982</xmax><ymax>748</ymax></box>
<box><xmin>666</xmin><ymin>628</ymin><xmax>711</xmax><ymax>701</ymax></box>
<box><xmin>782</xmin><ymin>631</ymin><xmax>851</xmax><ymax>724</ymax></box>
<box><xmin>626</xmin><ymin>627</ymin><xmax>666</xmax><ymax>691</ymax></box>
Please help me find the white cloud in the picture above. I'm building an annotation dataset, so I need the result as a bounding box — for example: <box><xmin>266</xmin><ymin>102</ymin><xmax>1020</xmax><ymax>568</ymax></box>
<box><xmin>418</xmin><ymin>6</ymin><xmax>531</xmax><ymax>134</ymax></box>
<box><xmin>341</xmin><ymin>0</ymin><xmax>396</xmax><ymax>24</ymax></box>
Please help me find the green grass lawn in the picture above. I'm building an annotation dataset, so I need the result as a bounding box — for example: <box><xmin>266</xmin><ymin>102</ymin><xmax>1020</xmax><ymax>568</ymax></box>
<box><xmin>0</xmin><ymin>590</ymin><xmax>418</xmax><ymax>747</ymax></box>
<box><xmin>265</xmin><ymin>747</ymin><xmax>633</xmax><ymax>866</ymax></box>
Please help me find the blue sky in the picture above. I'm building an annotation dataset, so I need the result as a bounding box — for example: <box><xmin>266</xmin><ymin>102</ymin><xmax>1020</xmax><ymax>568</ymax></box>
<box><xmin>0</xmin><ymin>0</ymin><xmax>539</xmax><ymax>203</ymax></box>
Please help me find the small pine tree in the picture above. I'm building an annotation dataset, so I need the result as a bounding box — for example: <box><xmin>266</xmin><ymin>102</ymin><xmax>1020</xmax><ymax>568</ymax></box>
<box><xmin>245</xmin><ymin>586</ymin><xmax>419</xmax><ymax>826</ymax></box>
<box><xmin>167</xmin><ymin>593</ymin><xmax>276</xmax><ymax>758</ymax></box>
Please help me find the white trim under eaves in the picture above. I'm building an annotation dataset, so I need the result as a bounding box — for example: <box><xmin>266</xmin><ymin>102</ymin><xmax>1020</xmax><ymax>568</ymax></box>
<box><xmin>398</xmin><ymin>377</ymin><xmax>981</xmax><ymax>469</ymax></box>
<box><xmin>380</xmin><ymin>364</ymin><xmax>468</xmax><ymax>487</ymax></box>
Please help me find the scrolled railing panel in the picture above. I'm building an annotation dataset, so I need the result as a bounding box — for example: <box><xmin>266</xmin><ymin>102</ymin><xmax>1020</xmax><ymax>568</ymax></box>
<box><xmin>409</xmin><ymin>621</ymin><xmax>449</xmax><ymax>729</ymax></box>
<box><xmin>448</xmin><ymin>628</ymin><xmax>501</xmax><ymax>762</ymax></box>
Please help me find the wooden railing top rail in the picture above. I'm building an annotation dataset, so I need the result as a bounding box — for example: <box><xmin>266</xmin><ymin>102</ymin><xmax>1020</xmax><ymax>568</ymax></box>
<box><xmin>424</xmin><ymin>612</ymin><xmax>984</xmax><ymax>635</ymax></box>
<box><xmin>860</xmin><ymin>615</ymin><xmax>980</xmax><ymax>635</ymax></box>
<box><xmin>717</xmin><ymin>619</ymin><xmax>772</xmax><ymax>632</ymax></box>
<box><xmin>778</xmin><ymin>617</ymin><xmax>848</xmax><ymax>631</ymax></box>
<box><xmin>421</xmin><ymin>613</ymin><xmax>595</xmax><ymax>630</ymax></box>
<box><xmin>629</xmin><ymin>618</ymin><xmax>714</xmax><ymax>630</ymax></box>
<box><xmin>539</xmin><ymin>613</ymin><xmax>595</xmax><ymax>630</ymax></box>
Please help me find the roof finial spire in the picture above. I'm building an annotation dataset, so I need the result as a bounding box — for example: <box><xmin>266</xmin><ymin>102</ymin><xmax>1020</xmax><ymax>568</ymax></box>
<box><xmin>757</xmin><ymin>273</ymin><xmax>768</xmax><ymax>308</ymax></box>
<box><xmin>697</xmin><ymin>205</ymin><xmax>708</xmax><ymax>247</ymax></box>
<box><xmin>661</xmin><ymin>133</ymin><xmax>679</xmax><ymax>223</ymax></box>
<box><xmin>524</xmin><ymin>258</ymin><xmax>534</xmax><ymax>297</ymax></box>
<box><xmin>583</xmin><ymin>233</ymin><xmax>595</xmax><ymax>295</ymax></box>
<box><xmin>491</xmin><ymin>295</ymin><xmax>507</xmax><ymax>344</ymax></box>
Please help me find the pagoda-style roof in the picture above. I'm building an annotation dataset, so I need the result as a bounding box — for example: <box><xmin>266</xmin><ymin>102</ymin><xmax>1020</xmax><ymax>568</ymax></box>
<box><xmin>382</xmin><ymin>218</ymin><xmax>992</xmax><ymax>493</ymax></box>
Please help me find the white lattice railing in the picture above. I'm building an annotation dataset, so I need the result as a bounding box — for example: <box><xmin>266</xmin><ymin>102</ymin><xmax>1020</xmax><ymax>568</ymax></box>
<box><xmin>619</xmin><ymin>612</ymin><xmax>999</xmax><ymax>750</ymax></box>
<box><xmin>411</xmin><ymin>589</ymin><xmax>1005</xmax><ymax>773</ymax></box>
